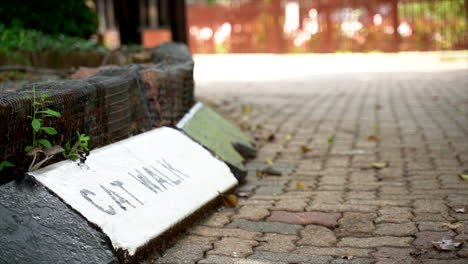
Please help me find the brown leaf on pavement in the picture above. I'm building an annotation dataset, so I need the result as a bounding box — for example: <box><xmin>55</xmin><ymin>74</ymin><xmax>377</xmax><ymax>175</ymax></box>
<box><xmin>300</xmin><ymin>145</ymin><xmax>312</xmax><ymax>153</ymax></box>
<box><xmin>223</xmin><ymin>194</ymin><xmax>239</xmax><ymax>208</ymax></box>
<box><xmin>366</xmin><ymin>135</ymin><xmax>380</xmax><ymax>141</ymax></box>
<box><xmin>267</xmin><ymin>134</ymin><xmax>276</xmax><ymax>142</ymax></box>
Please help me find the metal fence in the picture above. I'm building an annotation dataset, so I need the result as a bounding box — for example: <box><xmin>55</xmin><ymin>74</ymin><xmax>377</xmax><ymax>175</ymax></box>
<box><xmin>187</xmin><ymin>0</ymin><xmax>468</xmax><ymax>53</ymax></box>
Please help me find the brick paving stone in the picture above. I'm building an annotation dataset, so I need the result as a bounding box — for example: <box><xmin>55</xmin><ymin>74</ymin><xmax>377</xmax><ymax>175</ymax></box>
<box><xmin>190</xmin><ymin>226</ymin><xmax>262</xmax><ymax>240</ymax></box>
<box><xmin>267</xmin><ymin>211</ymin><xmax>341</xmax><ymax>227</ymax></box>
<box><xmin>233</xmin><ymin>206</ymin><xmax>271</xmax><ymax>221</ymax></box>
<box><xmin>458</xmin><ymin>243</ymin><xmax>468</xmax><ymax>258</ymax></box>
<box><xmin>413</xmin><ymin>213</ymin><xmax>454</xmax><ymax>222</ymax></box>
<box><xmin>313</xmin><ymin>191</ymin><xmax>344</xmax><ymax>203</ymax></box>
<box><xmin>149</xmin><ymin>69</ymin><xmax>468</xmax><ymax>263</ymax></box>
<box><xmin>199</xmin><ymin>255</ymin><xmax>282</xmax><ymax>264</ymax></box>
<box><xmin>256</xmin><ymin>233</ymin><xmax>299</xmax><ymax>253</ymax></box>
<box><xmin>227</xmin><ymin>219</ymin><xmax>303</xmax><ymax>235</ymax></box>
<box><xmin>372</xmin><ymin>247</ymin><xmax>416</xmax><ymax>263</ymax></box>
<box><xmin>337</xmin><ymin>212</ymin><xmax>377</xmax><ymax>236</ymax></box>
<box><xmin>153</xmin><ymin>236</ymin><xmax>217</xmax><ymax>264</ymax></box>
<box><xmin>208</xmin><ymin>237</ymin><xmax>259</xmax><ymax>258</ymax></box>
<box><xmin>330</xmin><ymin>258</ymin><xmax>376</xmax><ymax>264</ymax></box>
<box><xmin>417</xmin><ymin>260</ymin><xmax>468</xmax><ymax>264</ymax></box>
<box><xmin>271</xmin><ymin>198</ymin><xmax>308</xmax><ymax>211</ymax></box>
<box><xmin>295</xmin><ymin>246</ymin><xmax>373</xmax><ymax>258</ymax></box>
<box><xmin>239</xmin><ymin>200</ymin><xmax>275</xmax><ymax>207</ymax></box>
<box><xmin>376</xmin><ymin>207</ymin><xmax>413</xmax><ymax>224</ymax></box>
<box><xmin>307</xmin><ymin>203</ymin><xmax>378</xmax><ymax>213</ymax></box>
<box><xmin>297</xmin><ymin>225</ymin><xmax>337</xmax><ymax>246</ymax></box>
<box><xmin>414</xmin><ymin>200</ymin><xmax>449</xmax><ymax>214</ymax></box>
<box><xmin>411</xmin><ymin>248</ymin><xmax>459</xmax><ymax>260</ymax></box>
<box><xmin>346</xmin><ymin>191</ymin><xmax>377</xmax><ymax>200</ymax></box>
<box><xmin>417</xmin><ymin>221</ymin><xmax>455</xmax><ymax>232</ymax></box>
<box><xmin>413</xmin><ymin>231</ymin><xmax>456</xmax><ymax>249</ymax></box>
<box><xmin>375</xmin><ymin>223</ymin><xmax>418</xmax><ymax>236</ymax></box>
<box><xmin>247</xmin><ymin>251</ymin><xmax>333</xmax><ymax>263</ymax></box>
<box><xmin>346</xmin><ymin>199</ymin><xmax>411</xmax><ymax>207</ymax></box>
<box><xmin>338</xmin><ymin>237</ymin><xmax>414</xmax><ymax>247</ymax></box>
<box><xmin>202</xmin><ymin>212</ymin><xmax>234</xmax><ymax>227</ymax></box>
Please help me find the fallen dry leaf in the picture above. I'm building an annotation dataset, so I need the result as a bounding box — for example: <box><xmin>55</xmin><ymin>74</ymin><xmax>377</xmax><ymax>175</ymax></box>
<box><xmin>300</xmin><ymin>145</ymin><xmax>312</xmax><ymax>153</ymax></box>
<box><xmin>240</xmin><ymin>123</ymin><xmax>251</xmax><ymax>131</ymax></box>
<box><xmin>372</xmin><ymin>162</ymin><xmax>389</xmax><ymax>169</ymax></box>
<box><xmin>265</xmin><ymin>158</ymin><xmax>273</xmax><ymax>165</ymax></box>
<box><xmin>256</xmin><ymin>169</ymin><xmax>264</xmax><ymax>178</ymax></box>
<box><xmin>296</xmin><ymin>182</ymin><xmax>305</xmax><ymax>189</ymax></box>
<box><xmin>267</xmin><ymin>134</ymin><xmax>276</xmax><ymax>142</ymax></box>
<box><xmin>341</xmin><ymin>254</ymin><xmax>354</xmax><ymax>260</ymax></box>
<box><xmin>366</xmin><ymin>135</ymin><xmax>380</xmax><ymax>141</ymax></box>
<box><xmin>459</xmin><ymin>171</ymin><xmax>468</xmax><ymax>181</ymax></box>
<box><xmin>441</xmin><ymin>223</ymin><xmax>462</xmax><ymax>230</ymax></box>
<box><xmin>223</xmin><ymin>194</ymin><xmax>238</xmax><ymax>208</ymax></box>
<box><xmin>284</xmin><ymin>134</ymin><xmax>292</xmax><ymax>141</ymax></box>
<box><xmin>432</xmin><ymin>238</ymin><xmax>462</xmax><ymax>251</ymax></box>
<box><xmin>242</xmin><ymin>106</ymin><xmax>252</xmax><ymax>115</ymax></box>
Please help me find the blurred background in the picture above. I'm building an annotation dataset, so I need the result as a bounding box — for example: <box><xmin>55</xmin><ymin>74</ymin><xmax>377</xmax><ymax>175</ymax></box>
<box><xmin>1</xmin><ymin>0</ymin><xmax>466</xmax><ymax>55</ymax></box>
<box><xmin>0</xmin><ymin>0</ymin><xmax>467</xmax><ymax>82</ymax></box>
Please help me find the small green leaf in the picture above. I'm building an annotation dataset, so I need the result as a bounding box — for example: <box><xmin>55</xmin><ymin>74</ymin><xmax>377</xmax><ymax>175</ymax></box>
<box><xmin>1</xmin><ymin>161</ymin><xmax>14</xmax><ymax>167</ymax></box>
<box><xmin>39</xmin><ymin>108</ymin><xmax>61</xmax><ymax>118</ymax></box>
<box><xmin>31</xmin><ymin>119</ymin><xmax>41</xmax><ymax>132</ymax></box>
<box><xmin>68</xmin><ymin>154</ymin><xmax>80</xmax><ymax>161</ymax></box>
<box><xmin>41</xmin><ymin>127</ymin><xmax>57</xmax><ymax>135</ymax></box>
<box><xmin>328</xmin><ymin>137</ymin><xmax>335</xmax><ymax>143</ymax></box>
<box><xmin>33</xmin><ymin>102</ymin><xmax>42</xmax><ymax>105</ymax></box>
<box><xmin>25</xmin><ymin>145</ymin><xmax>33</xmax><ymax>152</ymax></box>
<box><xmin>38</xmin><ymin>139</ymin><xmax>52</xmax><ymax>149</ymax></box>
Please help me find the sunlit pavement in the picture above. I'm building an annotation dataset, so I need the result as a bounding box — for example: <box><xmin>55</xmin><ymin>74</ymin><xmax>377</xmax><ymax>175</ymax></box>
<box><xmin>146</xmin><ymin>52</ymin><xmax>468</xmax><ymax>263</ymax></box>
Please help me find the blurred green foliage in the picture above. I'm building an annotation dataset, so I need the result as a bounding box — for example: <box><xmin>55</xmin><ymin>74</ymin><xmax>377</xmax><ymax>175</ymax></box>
<box><xmin>0</xmin><ymin>0</ymin><xmax>97</xmax><ymax>39</ymax></box>
<box><xmin>0</xmin><ymin>24</ymin><xmax>107</xmax><ymax>52</ymax></box>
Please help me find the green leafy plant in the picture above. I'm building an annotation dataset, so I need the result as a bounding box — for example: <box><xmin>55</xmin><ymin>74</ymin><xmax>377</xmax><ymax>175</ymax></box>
<box><xmin>25</xmin><ymin>88</ymin><xmax>61</xmax><ymax>153</ymax></box>
<box><xmin>25</xmin><ymin>86</ymin><xmax>63</xmax><ymax>171</ymax></box>
<box><xmin>0</xmin><ymin>161</ymin><xmax>14</xmax><ymax>172</ymax></box>
<box><xmin>63</xmin><ymin>132</ymin><xmax>90</xmax><ymax>161</ymax></box>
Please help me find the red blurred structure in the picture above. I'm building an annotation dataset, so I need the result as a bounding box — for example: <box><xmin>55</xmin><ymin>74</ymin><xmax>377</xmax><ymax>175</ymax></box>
<box><xmin>186</xmin><ymin>0</ymin><xmax>467</xmax><ymax>53</ymax></box>
<box><xmin>96</xmin><ymin>0</ymin><xmax>467</xmax><ymax>53</ymax></box>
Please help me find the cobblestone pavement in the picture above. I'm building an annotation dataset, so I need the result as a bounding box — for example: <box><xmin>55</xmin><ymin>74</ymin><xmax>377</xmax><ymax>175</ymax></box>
<box><xmin>147</xmin><ymin>68</ymin><xmax>468</xmax><ymax>263</ymax></box>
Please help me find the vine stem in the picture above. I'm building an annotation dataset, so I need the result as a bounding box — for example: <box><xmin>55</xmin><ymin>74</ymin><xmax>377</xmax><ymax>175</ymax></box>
<box><xmin>32</xmin><ymin>85</ymin><xmax>37</xmax><ymax>147</ymax></box>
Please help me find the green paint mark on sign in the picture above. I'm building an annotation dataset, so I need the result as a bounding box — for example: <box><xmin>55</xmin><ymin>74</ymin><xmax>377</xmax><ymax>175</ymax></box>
<box><xmin>177</xmin><ymin>102</ymin><xmax>256</xmax><ymax>180</ymax></box>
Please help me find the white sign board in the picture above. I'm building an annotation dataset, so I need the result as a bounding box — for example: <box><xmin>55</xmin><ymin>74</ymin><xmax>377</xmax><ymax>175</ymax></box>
<box><xmin>28</xmin><ymin>127</ymin><xmax>237</xmax><ymax>256</ymax></box>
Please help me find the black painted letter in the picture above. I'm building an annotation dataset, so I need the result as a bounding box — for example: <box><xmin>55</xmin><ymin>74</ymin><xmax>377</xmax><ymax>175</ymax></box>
<box><xmin>80</xmin><ymin>189</ymin><xmax>116</xmax><ymax>215</ymax></box>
